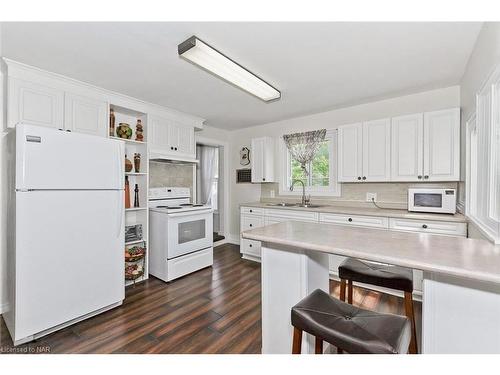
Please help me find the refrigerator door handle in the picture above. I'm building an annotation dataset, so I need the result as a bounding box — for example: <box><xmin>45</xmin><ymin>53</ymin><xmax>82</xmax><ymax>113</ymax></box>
<box><xmin>116</xmin><ymin>142</ymin><xmax>124</xmax><ymax>188</ymax></box>
<box><xmin>117</xmin><ymin>191</ymin><xmax>124</xmax><ymax>239</ymax></box>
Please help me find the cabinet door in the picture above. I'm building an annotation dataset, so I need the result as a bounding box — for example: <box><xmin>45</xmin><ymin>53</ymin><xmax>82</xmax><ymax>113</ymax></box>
<box><xmin>8</xmin><ymin>78</ymin><xmax>64</xmax><ymax>129</ymax></box>
<box><xmin>262</xmin><ymin>137</ymin><xmax>275</xmax><ymax>182</ymax></box>
<box><xmin>251</xmin><ymin>137</ymin><xmax>264</xmax><ymax>182</ymax></box>
<box><xmin>177</xmin><ymin>125</ymin><xmax>195</xmax><ymax>157</ymax></box>
<box><xmin>337</xmin><ymin>123</ymin><xmax>362</xmax><ymax>182</ymax></box>
<box><xmin>391</xmin><ymin>114</ymin><xmax>424</xmax><ymax>181</ymax></box>
<box><xmin>64</xmin><ymin>93</ymin><xmax>107</xmax><ymax>137</ymax></box>
<box><xmin>168</xmin><ymin>123</ymin><xmax>180</xmax><ymax>152</ymax></box>
<box><xmin>149</xmin><ymin>115</ymin><xmax>170</xmax><ymax>154</ymax></box>
<box><xmin>423</xmin><ymin>108</ymin><xmax>460</xmax><ymax>181</ymax></box>
<box><xmin>362</xmin><ymin>118</ymin><xmax>391</xmax><ymax>181</ymax></box>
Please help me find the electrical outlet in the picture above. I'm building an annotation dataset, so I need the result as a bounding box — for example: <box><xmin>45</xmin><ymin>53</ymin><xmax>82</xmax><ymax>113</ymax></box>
<box><xmin>366</xmin><ymin>193</ymin><xmax>377</xmax><ymax>202</ymax></box>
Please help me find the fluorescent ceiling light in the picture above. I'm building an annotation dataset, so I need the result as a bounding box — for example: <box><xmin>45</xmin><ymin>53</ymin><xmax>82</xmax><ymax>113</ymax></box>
<box><xmin>178</xmin><ymin>36</ymin><xmax>281</xmax><ymax>102</ymax></box>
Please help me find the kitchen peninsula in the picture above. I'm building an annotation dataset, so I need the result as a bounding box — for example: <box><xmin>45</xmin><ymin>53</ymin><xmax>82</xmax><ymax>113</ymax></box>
<box><xmin>242</xmin><ymin>221</ymin><xmax>500</xmax><ymax>354</ymax></box>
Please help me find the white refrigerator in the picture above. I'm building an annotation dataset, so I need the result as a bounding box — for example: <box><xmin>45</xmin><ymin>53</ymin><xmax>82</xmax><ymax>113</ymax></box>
<box><xmin>4</xmin><ymin>124</ymin><xmax>125</xmax><ymax>345</ymax></box>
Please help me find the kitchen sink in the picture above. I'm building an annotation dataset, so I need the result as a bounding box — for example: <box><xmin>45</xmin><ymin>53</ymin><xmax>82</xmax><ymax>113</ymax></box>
<box><xmin>266</xmin><ymin>203</ymin><xmax>298</xmax><ymax>207</ymax></box>
<box><xmin>296</xmin><ymin>204</ymin><xmax>324</xmax><ymax>208</ymax></box>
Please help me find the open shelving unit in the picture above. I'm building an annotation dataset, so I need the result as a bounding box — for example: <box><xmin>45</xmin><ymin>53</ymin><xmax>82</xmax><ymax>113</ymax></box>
<box><xmin>108</xmin><ymin>103</ymin><xmax>149</xmax><ymax>287</ymax></box>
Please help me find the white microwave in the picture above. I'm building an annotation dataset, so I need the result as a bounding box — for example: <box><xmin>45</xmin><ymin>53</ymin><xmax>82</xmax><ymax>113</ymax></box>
<box><xmin>408</xmin><ymin>188</ymin><xmax>456</xmax><ymax>214</ymax></box>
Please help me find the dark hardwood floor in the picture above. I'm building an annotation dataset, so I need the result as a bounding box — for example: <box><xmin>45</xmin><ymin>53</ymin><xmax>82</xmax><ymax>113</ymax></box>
<box><xmin>0</xmin><ymin>244</ymin><xmax>421</xmax><ymax>354</ymax></box>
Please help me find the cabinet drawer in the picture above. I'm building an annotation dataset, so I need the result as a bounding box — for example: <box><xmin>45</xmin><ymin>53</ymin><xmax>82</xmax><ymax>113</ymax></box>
<box><xmin>241</xmin><ymin>206</ymin><xmax>264</xmax><ymax>215</ymax></box>
<box><xmin>320</xmin><ymin>213</ymin><xmax>389</xmax><ymax>229</ymax></box>
<box><xmin>240</xmin><ymin>238</ymin><xmax>261</xmax><ymax>257</ymax></box>
<box><xmin>241</xmin><ymin>215</ymin><xmax>264</xmax><ymax>232</ymax></box>
<box><xmin>389</xmin><ymin>218</ymin><xmax>467</xmax><ymax>237</ymax></box>
<box><xmin>264</xmin><ymin>209</ymin><xmax>319</xmax><ymax>222</ymax></box>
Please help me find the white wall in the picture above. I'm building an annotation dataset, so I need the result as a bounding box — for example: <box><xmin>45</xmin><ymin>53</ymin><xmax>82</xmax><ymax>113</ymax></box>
<box><xmin>226</xmin><ymin>86</ymin><xmax>460</xmax><ymax>240</ymax></box>
<box><xmin>459</xmin><ymin>22</ymin><xmax>500</xmax><ymax>241</ymax></box>
<box><xmin>0</xmin><ymin>23</ymin><xmax>8</xmax><ymax>313</ymax></box>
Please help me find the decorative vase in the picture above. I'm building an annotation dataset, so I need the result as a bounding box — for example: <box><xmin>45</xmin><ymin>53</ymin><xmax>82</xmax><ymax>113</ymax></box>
<box><xmin>125</xmin><ymin>155</ymin><xmax>133</xmax><ymax>172</ymax></box>
<box><xmin>135</xmin><ymin>119</ymin><xmax>144</xmax><ymax>142</ymax></box>
<box><xmin>109</xmin><ymin>108</ymin><xmax>115</xmax><ymax>137</ymax></box>
<box><xmin>134</xmin><ymin>153</ymin><xmax>141</xmax><ymax>173</ymax></box>
<box><xmin>124</xmin><ymin>176</ymin><xmax>131</xmax><ymax>209</ymax></box>
<box><xmin>117</xmin><ymin>123</ymin><xmax>132</xmax><ymax>139</ymax></box>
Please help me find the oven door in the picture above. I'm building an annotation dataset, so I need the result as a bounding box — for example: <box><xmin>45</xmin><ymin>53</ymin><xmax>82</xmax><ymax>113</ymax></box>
<box><xmin>167</xmin><ymin>209</ymin><xmax>213</xmax><ymax>259</ymax></box>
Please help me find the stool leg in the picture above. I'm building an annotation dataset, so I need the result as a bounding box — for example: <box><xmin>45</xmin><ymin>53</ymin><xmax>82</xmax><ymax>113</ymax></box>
<box><xmin>315</xmin><ymin>337</ymin><xmax>323</xmax><ymax>354</ymax></box>
<box><xmin>404</xmin><ymin>291</ymin><xmax>418</xmax><ymax>354</ymax></box>
<box><xmin>292</xmin><ymin>327</ymin><xmax>302</xmax><ymax>354</ymax></box>
<box><xmin>347</xmin><ymin>280</ymin><xmax>353</xmax><ymax>304</ymax></box>
<box><xmin>340</xmin><ymin>279</ymin><xmax>346</xmax><ymax>302</ymax></box>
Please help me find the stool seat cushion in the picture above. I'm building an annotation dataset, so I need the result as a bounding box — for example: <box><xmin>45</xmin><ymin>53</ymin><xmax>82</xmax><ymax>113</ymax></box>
<box><xmin>339</xmin><ymin>258</ymin><xmax>413</xmax><ymax>292</ymax></box>
<box><xmin>291</xmin><ymin>289</ymin><xmax>411</xmax><ymax>354</ymax></box>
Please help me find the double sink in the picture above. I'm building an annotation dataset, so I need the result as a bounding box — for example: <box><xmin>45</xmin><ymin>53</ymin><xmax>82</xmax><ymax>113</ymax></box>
<box><xmin>266</xmin><ymin>202</ymin><xmax>324</xmax><ymax>208</ymax></box>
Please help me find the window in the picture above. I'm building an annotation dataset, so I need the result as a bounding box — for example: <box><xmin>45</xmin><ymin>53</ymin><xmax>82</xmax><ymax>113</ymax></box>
<box><xmin>280</xmin><ymin>130</ymin><xmax>340</xmax><ymax>196</ymax></box>
<box><xmin>466</xmin><ymin>64</ymin><xmax>500</xmax><ymax>243</ymax></box>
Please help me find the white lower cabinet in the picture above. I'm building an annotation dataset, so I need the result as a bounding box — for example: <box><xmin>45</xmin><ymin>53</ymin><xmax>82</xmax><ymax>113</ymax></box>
<box><xmin>389</xmin><ymin>217</ymin><xmax>467</xmax><ymax>237</ymax></box>
<box><xmin>239</xmin><ymin>206</ymin><xmax>466</xmax><ymax>296</ymax></box>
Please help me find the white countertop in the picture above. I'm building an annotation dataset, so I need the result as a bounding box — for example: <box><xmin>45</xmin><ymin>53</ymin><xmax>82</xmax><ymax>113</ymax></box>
<box><xmin>240</xmin><ymin>201</ymin><xmax>467</xmax><ymax>223</ymax></box>
<box><xmin>242</xmin><ymin>221</ymin><xmax>500</xmax><ymax>284</ymax></box>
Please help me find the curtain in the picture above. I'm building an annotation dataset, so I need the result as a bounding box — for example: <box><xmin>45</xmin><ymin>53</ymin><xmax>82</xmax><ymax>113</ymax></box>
<box><xmin>196</xmin><ymin>145</ymin><xmax>218</xmax><ymax>205</ymax></box>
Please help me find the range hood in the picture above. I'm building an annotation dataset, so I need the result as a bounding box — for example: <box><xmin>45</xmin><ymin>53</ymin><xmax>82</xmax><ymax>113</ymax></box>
<box><xmin>149</xmin><ymin>151</ymin><xmax>199</xmax><ymax>164</ymax></box>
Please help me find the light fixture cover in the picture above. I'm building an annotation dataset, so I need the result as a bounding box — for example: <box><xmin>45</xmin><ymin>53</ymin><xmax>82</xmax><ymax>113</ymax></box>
<box><xmin>178</xmin><ymin>36</ymin><xmax>281</xmax><ymax>102</ymax></box>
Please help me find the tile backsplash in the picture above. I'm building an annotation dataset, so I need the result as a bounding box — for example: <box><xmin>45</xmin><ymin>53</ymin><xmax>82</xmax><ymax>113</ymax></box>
<box><xmin>260</xmin><ymin>182</ymin><xmax>459</xmax><ymax>209</ymax></box>
<box><xmin>149</xmin><ymin>162</ymin><xmax>194</xmax><ymax>192</ymax></box>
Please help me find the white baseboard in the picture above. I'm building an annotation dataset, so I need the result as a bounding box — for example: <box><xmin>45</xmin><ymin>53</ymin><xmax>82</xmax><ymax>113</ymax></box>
<box><xmin>0</xmin><ymin>301</ymin><xmax>10</xmax><ymax>315</ymax></box>
<box><xmin>227</xmin><ymin>234</ymin><xmax>240</xmax><ymax>245</ymax></box>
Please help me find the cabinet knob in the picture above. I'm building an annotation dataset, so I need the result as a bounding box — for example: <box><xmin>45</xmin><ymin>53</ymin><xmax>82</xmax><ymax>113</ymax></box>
<box><xmin>357</xmin><ymin>176</ymin><xmax>362</xmax><ymax>181</ymax></box>
<box><xmin>418</xmin><ymin>175</ymin><xmax>422</xmax><ymax>179</ymax></box>
<box><xmin>175</xmin><ymin>147</ymin><xmax>178</xmax><ymax>151</ymax></box>
<box><xmin>424</xmin><ymin>175</ymin><xmax>429</xmax><ymax>179</ymax></box>
<box><xmin>362</xmin><ymin>176</ymin><xmax>366</xmax><ymax>180</ymax></box>
<box><xmin>249</xmin><ymin>209</ymin><xmax>253</xmax><ymax>213</ymax></box>
<box><xmin>170</xmin><ymin>147</ymin><xmax>174</xmax><ymax>150</ymax></box>
<box><xmin>422</xmin><ymin>224</ymin><xmax>428</xmax><ymax>229</ymax></box>
<box><xmin>249</xmin><ymin>224</ymin><xmax>253</xmax><ymax>227</ymax></box>
<box><xmin>262</xmin><ymin>178</ymin><xmax>266</xmax><ymax>181</ymax></box>
<box><xmin>348</xmin><ymin>218</ymin><xmax>353</xmax><ymax>222</ymax></box>
<box><xmin>249</xmin><ymin>244</ymin><xmax>253</xmax><ymax>247</ymax></box>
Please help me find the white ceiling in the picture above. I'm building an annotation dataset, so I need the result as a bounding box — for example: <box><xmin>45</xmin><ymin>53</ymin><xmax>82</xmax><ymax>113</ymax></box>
<box><xmin>1</xmin><ymin>22</ymin><xmax>482</xmax><ymax>129</ymax></box>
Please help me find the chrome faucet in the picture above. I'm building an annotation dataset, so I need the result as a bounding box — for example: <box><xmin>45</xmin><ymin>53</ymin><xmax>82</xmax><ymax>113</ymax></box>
<box><xmin>290</xmin><ymin>179</ymin><xmax>310</xmax><ymax>206</ymax></box>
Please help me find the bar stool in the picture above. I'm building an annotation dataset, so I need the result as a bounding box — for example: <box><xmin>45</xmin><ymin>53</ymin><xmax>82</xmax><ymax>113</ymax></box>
<box><xmin>291</xmin><ymin>289</ymin><xmax>411</xmax><ymax>354</ymax></box>
<box><xmin>338</xmin><ymin>257</ymin><xmax>418</xmax><ymax>354</ymax></box>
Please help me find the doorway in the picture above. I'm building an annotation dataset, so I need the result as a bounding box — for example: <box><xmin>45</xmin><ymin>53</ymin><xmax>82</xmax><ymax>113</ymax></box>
<box><xmin>196</xmin><ymin>142</ymin><xmax>226</xmax><ymax>243</ymax></box>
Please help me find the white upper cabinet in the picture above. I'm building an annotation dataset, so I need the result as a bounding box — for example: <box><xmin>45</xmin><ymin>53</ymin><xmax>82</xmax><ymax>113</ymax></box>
<box><xmin>337</xmin><ymin>123</ymin><xmax>362</xmax><ymax>182</ymax></box>
<box><xmin>362</xmin><ymin>118</ymin><xmax>391</xmax><ymax>182</ymax></box>
<box><xmin>338</xmin><ymin>120</ymin><xmax>390</xmax><ymax>182</ymax></box>
<box><xmin>149</xmin><ymin>115</ymin><xmax>170</xmax><ymax>152</ymax></box>
<box><xmin>423</xmin><ymin>108</ymin><xmax>460</xmax><ymax>181</ymax></box>
<box><xmin>251</xmin><ymin>137</ymin><xmax>275</xmax><ymax>183</ymax></box>
<box><xmin>391</xmin><ymin>113</ymin><xmax>424</xmax><ymax>181</ymax></box>
<box><xmin>8</xmin><ymin>77</ymin><xmax>64</xmax><ymax>129</ymax></box>
<box><xmin>64</xmin><ymin>93</ymin><xmax>108</xmax><ymax>137</ymax></box>
<box><xmin>149</xmin><ymin>115</ymin><xmax>196</xmax><ymax>160</ymax></box>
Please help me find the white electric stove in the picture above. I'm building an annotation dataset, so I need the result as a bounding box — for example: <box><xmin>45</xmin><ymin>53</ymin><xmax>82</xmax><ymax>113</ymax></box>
<box><xmin>149</xmin><ymin>187</ymin><xmax>214</xmax><ymax>282</ymax></box>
